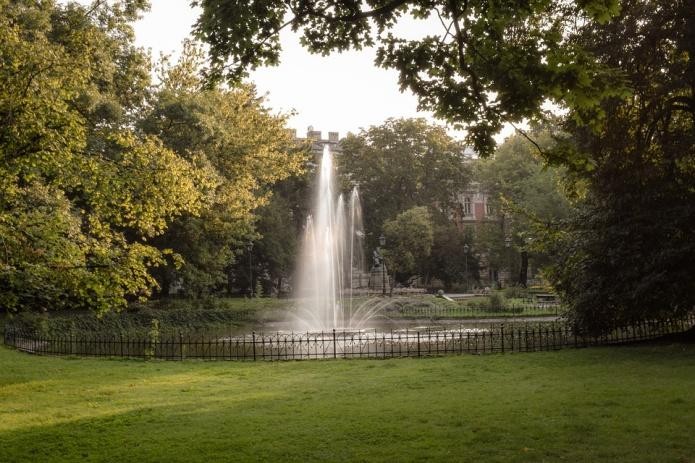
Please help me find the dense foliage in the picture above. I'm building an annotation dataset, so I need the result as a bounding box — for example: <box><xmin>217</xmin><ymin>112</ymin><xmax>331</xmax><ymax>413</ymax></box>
<box><xmin>478</xmin><ymin>129</ymin><xmax>570</xmax><ymax>286</ymax></box>
<box><xmin>194</xmin><ymin>0</ymin><xmax>695</xmax><ymax>332</ymax></box>
<box><xmin>382</xmin><ymin>206</ymin><xmax>434</xmax><ymax>286</ymax></box>
<box><xmin>427</xmin><ymin>222</ymin><xmax>477</xmax><ymax>290</ymax></box>
<box><xmin>337</xmin><ymin>118</ymin><xmax>471</xmax><ymax>249</ymax></box>
<box><xmin>545</xmin><ymin>0</ymin><xmax>695</xmax><ymax>333</ymax></box>
<box><xmin>141</xmin><ymin>43</ymin><xmax>306</xmax><ymax>297</ymax></box>
<box><xmin>193</xmin><ymin>0</ymin><xmax>625</xmax><ymax>157</ymax></box>
<box><xmin>226</xmin><ymin>173</ymin><xmax>312</xmax><ymax>297</ymax></box>
<box><xmin>0</xmin><ymin>0</ymin><xmax>203</xmax><ymax>312</ymax></box>
<box><xmin>0</xmin><ymin>1</ymin><xmax>304</xmax><ymax>312</ymax></box>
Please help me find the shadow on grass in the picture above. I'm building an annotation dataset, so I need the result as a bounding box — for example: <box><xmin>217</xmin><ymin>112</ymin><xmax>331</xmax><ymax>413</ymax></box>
<box><xmin>2</xmin><ymin>345</ymin><xmax>695</xmax><ymax>462</ymax></box>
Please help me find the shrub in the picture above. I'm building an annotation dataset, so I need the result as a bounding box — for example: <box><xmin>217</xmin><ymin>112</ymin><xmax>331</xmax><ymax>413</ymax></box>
<box><xmin>504</xmin><ymin>286</ymin><xmax>528</xmax><ymax>299</ymax></box>
<box><xmin>487</xmin><ymin>293</ymin><xmax>506</xmax><ymax>311</ymax></box>
<box><xmin>145</xmin><ymin>319</ymin><xmax>160</xmax><ymax>359</ymax></box>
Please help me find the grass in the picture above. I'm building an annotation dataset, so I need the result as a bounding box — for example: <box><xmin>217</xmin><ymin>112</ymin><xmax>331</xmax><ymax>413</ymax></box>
<box><xmin>1</xmin><ymin>343</ymin><xmax>694</xmax><ymax>462</ymax></box>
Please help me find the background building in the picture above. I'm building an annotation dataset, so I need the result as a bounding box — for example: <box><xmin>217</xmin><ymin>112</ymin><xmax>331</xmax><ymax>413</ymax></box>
<box><xmin>289</xmin><ymin>126</ymin><xmax>342</xmax><ymax>160</ymax></box>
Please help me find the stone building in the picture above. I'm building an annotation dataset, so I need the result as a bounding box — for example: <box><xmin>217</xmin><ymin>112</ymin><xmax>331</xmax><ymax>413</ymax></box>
<box><xmin>452</xmin><ymin>182</ymin><xmax>496</xmax><ymax>227</ymax></box>
<box><xmin>451</xmin><ymin>178</ymin><xmax>535</xmax><ymax>289</ymax></box>
<box><xmin>288</xmin><ymin>126</ymin><xmax>342</xmax><ymax>160</ymax></box>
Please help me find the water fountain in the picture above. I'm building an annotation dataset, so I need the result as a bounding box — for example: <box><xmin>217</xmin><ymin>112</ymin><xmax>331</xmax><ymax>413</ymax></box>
<box><xmin>290</xmin><ymin>145</ymin><xmax>489</xmax><ymax>353</ymax></box>
<box><xmin>294</xmin><ymin>145</ymin><xmax>375</xmax><ymax>331</ymax></box>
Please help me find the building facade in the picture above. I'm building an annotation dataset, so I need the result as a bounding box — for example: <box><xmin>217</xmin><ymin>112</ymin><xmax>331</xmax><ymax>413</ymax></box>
<box><xmin>289</xmin><ymin>126</ymin><xmax>343</xmax><ymax>160</ymax></box>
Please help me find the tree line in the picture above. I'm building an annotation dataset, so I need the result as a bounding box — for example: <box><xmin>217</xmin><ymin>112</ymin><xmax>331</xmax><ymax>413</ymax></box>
<box><xmin>195</xmin><ymin>0</ymin><xmax>695</xmax><ymax>334</ymax></box>
<box><xmin>240</xmin><ymin>117</ymin><xmax>568</xmax><ymax>297</ymax></box>
<box><xmin>3</xmin><ymin>0</ymin><xmax>693</xmax><ymax>336</ymax></box>
<box><xmin>0</xmin><ymin>1</ymin><xmax>305</xmax><ymax>313</ymax></box>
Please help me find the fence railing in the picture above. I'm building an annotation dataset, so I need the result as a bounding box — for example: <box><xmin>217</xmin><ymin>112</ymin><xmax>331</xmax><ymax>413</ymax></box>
<box><xmin>393</xmin><ymin>303</ymin><xmax>561</xmax><ymax>318</ymax></box>
<box><xmin>3</xmin><ymin>315</ymin><xmax>694</xmax><ymax>361</ymax></box>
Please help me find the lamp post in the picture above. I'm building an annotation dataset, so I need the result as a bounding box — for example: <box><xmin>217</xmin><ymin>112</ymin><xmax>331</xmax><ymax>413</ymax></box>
<box><xmin>521</xmin><ymin>237</ymin><xmax>532</xmax><ymax>288</ymax></box>
<box><xmin>379</xmin><ymin>234</ymin><xmax>386</xmax><ymax>296</ymax></box>
<box><xmin>463</xmin><ymin>244</ymin><xmax>470</xmax><ymax>292</ymax></box>
<box><xmin>486</xmin><ymin>247</ymin><xmax>493</xmax><ymax>286</ymax></box>
<box><xmin>246</xmin><ymin>241</ymin><xmax>253</xmax><ymax>297</ymax></box>
<box><xmin>504</xmin><ymin>236</ymin><xmax>512</xmax><ymax>287</ymax></box>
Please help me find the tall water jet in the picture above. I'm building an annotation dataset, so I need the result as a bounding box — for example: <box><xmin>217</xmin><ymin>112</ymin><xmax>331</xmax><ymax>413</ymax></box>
<box><xmin>294</xmin><ymin>145</ymin><xmax>368</xmax><ymax>331</ymax></box>
<box><xmin>347</xmin><ymin>187</ymin><xmax>365</xmax><ymax>323</ymax></box>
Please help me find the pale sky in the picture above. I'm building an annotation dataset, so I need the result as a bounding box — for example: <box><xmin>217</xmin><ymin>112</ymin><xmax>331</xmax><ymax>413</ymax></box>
<box><xmin>133</xmin><ymin>0</ymin><xmax>449</xmax><ymax>139</ymax></box>
<box><xmin>73</xmin><ymin>0</ymin><xmax>517</xmax><ymax>142</ymax></box>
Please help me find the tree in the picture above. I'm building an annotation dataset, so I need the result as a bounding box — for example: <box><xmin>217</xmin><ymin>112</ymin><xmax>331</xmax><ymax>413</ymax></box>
<box><xmin>227</xmin><ymin>172</ymin><xmax>312</xmax><ymax>296</ymax></box>
<box><xmin>194</xmin><ymin>0</ymin><xmax>625</xmax><ymax>156</ymax></box>
<box><xmin>140</xmin><ymin>42</ymin><xmax>307</xmax><ymax>296</ymax></box>
<box><xmin>427</xmin><ymin>223</ymin><xmax>478</xmax><ymax>290</ymax></box>
<box><xmin>543</xmin><ymin>0</ymin><xmax>695</xmax><ymax>334</ymax></box>
<box><xmin>0</xmin><ymin>1</ymin><xmax>210</xmax><ymax>313</ymax></box>
<box><xmin>382</xmin><ymin>206</ymin><xmax>434</xmax><ymax>286</ymax></box>
<box><xmin>477</xmin><ymin>129</ymin><xmax>570</xmax><ymax>286</ymax></box>
<box><xmin>337</xmin><ymin>118</ymin><xmax>471</xmax><ymax>248</ymax></box>
<box><xmin>193</xmin><ymin>0</ymin><xmax>695</xmax><ymax>330</ymax></box>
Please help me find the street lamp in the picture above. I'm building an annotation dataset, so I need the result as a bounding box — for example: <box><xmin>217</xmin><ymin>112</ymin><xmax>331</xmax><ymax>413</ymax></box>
<box><xmin>521</xmin><ymin>237</ymin><xmax>532</xmax><ymax>287</ymax></box>
<box><xmin>246</xmin><ymin>241</ymin><xmax>253</xmax><ymax>297</ymax></box>
<box><xmin>504</xmin><ymin>236</ymin><xmax>512</xmax><ymax>287</ymax></box>
<box><xmin>486</xmin><ymin>247</ymin><xmax>493</xmax><ymax>285</ymax></box>
<box><xmin>463</xmin><ymin>244</ymin><xmax>470</xmax><ymax>292</ymax></box>
<box><xmin>379</xmin><ymin>234</ymin><xmax>386</xmax><ymax>296</ymax></box>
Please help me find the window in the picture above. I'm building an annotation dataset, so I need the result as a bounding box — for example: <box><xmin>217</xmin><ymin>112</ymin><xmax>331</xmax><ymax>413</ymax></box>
<box><xmin>463</xmin><ymin>197</ymin><xmax>472</xmax><ymax>216</ymax></box>
<box><xmin>486</xmin><ymin>202</ymin><xmax>493</xmax><ymax>216</ymax></box>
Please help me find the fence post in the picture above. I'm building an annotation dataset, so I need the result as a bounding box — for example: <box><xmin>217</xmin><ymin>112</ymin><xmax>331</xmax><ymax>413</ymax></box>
<box><xmin>332</xmin><ymin>329</ymin><xmax>337</xmax><ymax>359</ymax></box>
<box><xmin>501</xmin><ymin>324</ymin><xmax>505</xmax><ymax>353</ymax></box>
<box><xmin>179</xmin><ymin>332</ymin><xmax>184</xmax><ymax>360</ymax></box>
<box><xmin>252</xmin><ymin>331</ymin><xmax>257</xmax><ymax>361</ymax></box>
<box><xmin>417</xmin><ymin>331</ymin><xmax>421</xmax><ymax>357</ymax></box>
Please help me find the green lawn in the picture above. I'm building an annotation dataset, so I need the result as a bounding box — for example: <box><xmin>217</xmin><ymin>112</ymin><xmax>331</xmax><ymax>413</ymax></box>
<box><xmin>1</xmin><ymin>344</ymin><xmax>694</xmax><ymax>462</ymax></box>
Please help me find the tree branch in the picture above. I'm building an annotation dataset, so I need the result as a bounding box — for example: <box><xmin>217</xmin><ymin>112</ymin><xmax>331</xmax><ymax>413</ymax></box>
<box><xmin>48</xmin><ymin>264</ymin><xmax>112</xmax><ymax>270</ymax></box>
<box><xmin>448</xmin><ymin>0</ymin><xmax>486</xmax><ymax>108</ymax></box>
<box><xmin>434</xmin><ymin>6</ymin><xmax>455</xmax><ymax>46</ymax></box>
<box><xmin>83</xmin><ymin>0</ymin><xmax>107</xmax><ymax>19</ymax></box>
<box><xmin>301</xmin><ymin>0</ymin><xmax>410</xmax><ymax>23</ymax></box>
<box><xmin>510</xmin><ymin>122</ymin><xmax>545</xmax><ymax>157</ymax></box>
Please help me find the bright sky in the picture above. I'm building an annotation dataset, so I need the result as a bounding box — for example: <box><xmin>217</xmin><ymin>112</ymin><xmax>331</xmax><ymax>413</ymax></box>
<box><xmin>133</xmin><ymin>0</ymin><xmax>449</xmax><ymax>139</ymax></box>
<box><xmin>74</xmin><ymin>0</ymin><xmax>517</xmax><ymax>142</ymax></box>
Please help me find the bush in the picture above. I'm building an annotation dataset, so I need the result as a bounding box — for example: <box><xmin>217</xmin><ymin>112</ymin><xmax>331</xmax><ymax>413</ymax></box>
<box><xmin>504</xmin><ymin>286</ymin><xmax>528</xmax><ymax>299</ymax></box>
<box><xmin>487</xmin><ymin>293</ymin><xmax>506</xmax><ymax>312</ymax></box>
<box><xmin>6</xmin><ymin>306</ymin><xmax>257</xmax><ymax>338</ymax></box>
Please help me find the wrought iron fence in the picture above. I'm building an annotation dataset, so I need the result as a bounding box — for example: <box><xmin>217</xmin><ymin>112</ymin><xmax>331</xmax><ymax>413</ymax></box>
<box><xmin>3</xmin><ymin>315</ymin><xmax>694</xmax><ymax>361</ymax></box>
<box><xmin>393</xmin><ymin>303</ymin><xmax>561</xmax><ymax>318</ymax></box>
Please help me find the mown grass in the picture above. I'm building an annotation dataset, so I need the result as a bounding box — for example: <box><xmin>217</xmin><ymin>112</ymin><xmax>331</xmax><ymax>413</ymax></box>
<box><xmin>1</xmin><ymin>343</ymin><xmax>694</xmax><ymax>462</ymax></box>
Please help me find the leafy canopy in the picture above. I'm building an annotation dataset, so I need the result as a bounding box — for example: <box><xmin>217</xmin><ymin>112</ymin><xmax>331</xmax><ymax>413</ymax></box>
<box><xmin>544</xmin><ymin>0</ymin><xmax>695</xmax><ymax>333</ymax></box>
<box><xmin>337</xmin><ymin>117</ymin><xmax>471</xmax><ymax>246</ymax></box>
<box><xmin>0</xmin><ymin>0</ymin><xmax>210</xmax><ymax>312</ymax></box>
<box><xmin>382</xmin><ymin>206</ymin><xmax>434</xmax><ymax>283</ymax></box>
<box><xmin>0</xmin><ymin>1</ymin><xmax>304</xmax><ymax>311</ymax></box>
<box><xmin>141</xmin><ymin>42</ymin><xmax>307</xmax><ymax>297</ymax></box>
<box><xmin>194</xmin><ymin>0</ymin><xmax>625</xmax><ymax>156</ymax></box>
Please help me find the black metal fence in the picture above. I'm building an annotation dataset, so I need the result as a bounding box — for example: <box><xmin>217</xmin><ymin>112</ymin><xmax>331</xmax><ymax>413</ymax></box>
<box><xmin>393</xmin><ymin>303</ymin><xmax>561</xmax><ymax>318</ymax></box>
<box><xmin>4</xmin><ymin>315</ymin><xmax>694</xmax><ymax>361</ymax></box>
